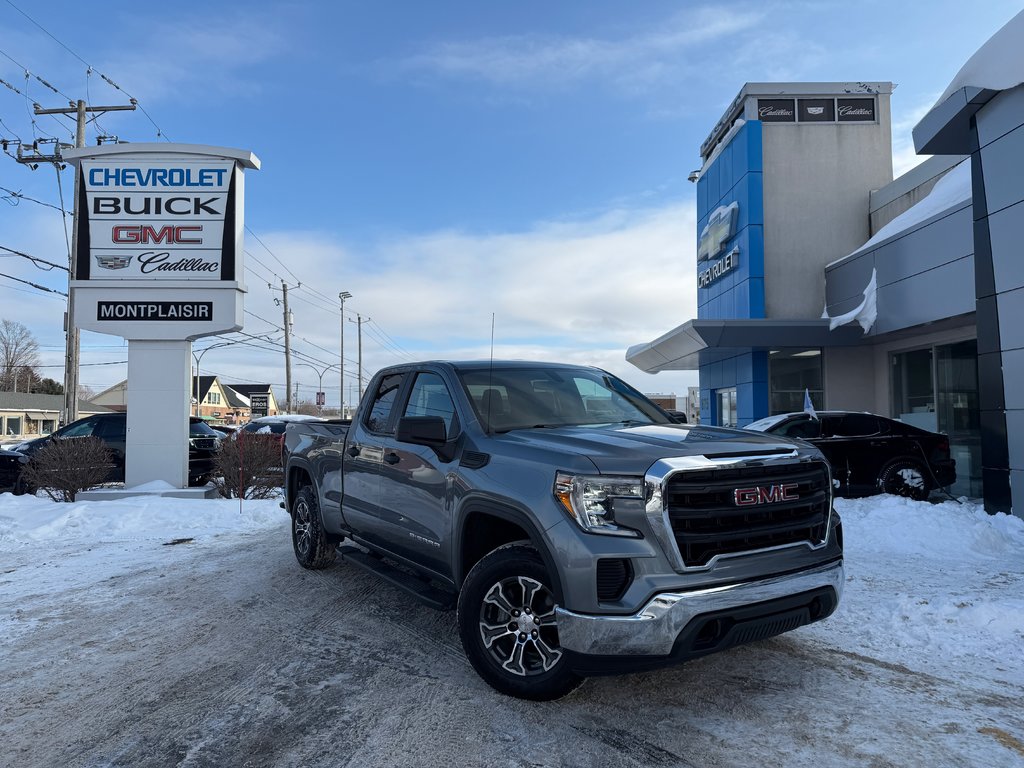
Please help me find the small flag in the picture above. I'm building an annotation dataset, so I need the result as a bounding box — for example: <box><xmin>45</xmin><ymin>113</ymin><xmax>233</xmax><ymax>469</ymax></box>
<box><xmin>803</xmin><ymin>388</ymin><xmax>818</xmax><ymax>420</ymax></box>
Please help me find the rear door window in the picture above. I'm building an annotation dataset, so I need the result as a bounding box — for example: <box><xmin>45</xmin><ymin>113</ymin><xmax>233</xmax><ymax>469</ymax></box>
<box><xmin>365</xmin><ymin>373</ymin><xmax>406</xmax><ymax>434</ymax></box>
<box><xmin>833</xmin><ymin>414</ymin><xmax>883</xmax><ymax>437</ymax></box>
<box><xmin>94</xmin><ymin>417</ymin><xmax>126</xmax><ymax>440</ymax></box>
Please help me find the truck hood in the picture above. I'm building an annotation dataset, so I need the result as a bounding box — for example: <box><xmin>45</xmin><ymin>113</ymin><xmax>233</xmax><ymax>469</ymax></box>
<box><xmin>500</xmin><ymin>423</ymin><xmax>816</xmax><ymax>475</ymax></box>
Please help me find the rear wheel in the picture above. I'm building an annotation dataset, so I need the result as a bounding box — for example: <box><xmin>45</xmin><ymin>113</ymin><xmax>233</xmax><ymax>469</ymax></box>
<box><xmin>457</xmin><ymin>542</ymin><xmax>583</xmax><ymax>701</ymax></box>
<box><xmin>291</xmin><ymin>485</ymin><xmax>336</xmax><ymax>569</ymax></box>
<box><xmin>878</xmin><ymin>460</ymin><xmax>930</xmax><ymax>501</ymax></box>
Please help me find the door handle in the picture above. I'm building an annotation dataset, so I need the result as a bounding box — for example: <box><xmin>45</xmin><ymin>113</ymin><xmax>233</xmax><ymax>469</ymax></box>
<box><xmin>384</xmin><ymin>452</ymin><xmax>400</xmax><ymax>465</ymax></box>
<box><xmin>347</xmin><ymin>445</ymin><xmax>360</xmax><ymax>457</ymax></box>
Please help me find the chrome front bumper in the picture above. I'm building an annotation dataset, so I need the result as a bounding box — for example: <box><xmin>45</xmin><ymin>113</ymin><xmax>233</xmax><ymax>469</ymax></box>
<box><xmin>555</xmin><ymin>560</ymin><xmax>844</xmax><ymax>657</ymax></box>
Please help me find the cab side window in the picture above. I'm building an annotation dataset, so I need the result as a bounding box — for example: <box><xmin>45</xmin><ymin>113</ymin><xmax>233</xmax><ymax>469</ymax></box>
<box><xmin>403</xmin><ymin>372</ymin><xmax>457</xmax><ymax>436</ymax></box>
<box><xmin>365</xmin><ymin>373</ymin><xmax>405</xmax><ymax>434</ymax></box>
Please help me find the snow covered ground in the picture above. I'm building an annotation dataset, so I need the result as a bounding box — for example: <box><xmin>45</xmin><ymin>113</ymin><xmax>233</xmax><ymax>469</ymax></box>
<box><xmin>1</xmin><ymin>491</ymin><xmax>1022</xmax><ymax>767</ymax></box>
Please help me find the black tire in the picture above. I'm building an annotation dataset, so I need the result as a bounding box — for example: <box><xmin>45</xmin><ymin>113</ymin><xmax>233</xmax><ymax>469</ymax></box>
<box><xmin>457</xmin><ymin>542</ymin><xmax>583</xmax><ymax>701</ymax></box>
<box><xmin>12</xmin><ymin>475</ymin><xmax>32</xmax><ymax>496</ymax></box>
<box><xmin>291</xmin><ymin>485</ymin><xmax>336</xmax><ymax>569</ymax></box>
<box><xmin>878</xmin><ymin>460</ymin><xmax>931</xmax><ymax>501</ymax></box>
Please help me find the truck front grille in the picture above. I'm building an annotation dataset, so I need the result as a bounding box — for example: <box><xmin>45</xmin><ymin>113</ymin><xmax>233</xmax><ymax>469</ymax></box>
<box><xmin>663</xmin><ymin>461</ymin><xmax>830</xmax><ymax>568</ymax></box>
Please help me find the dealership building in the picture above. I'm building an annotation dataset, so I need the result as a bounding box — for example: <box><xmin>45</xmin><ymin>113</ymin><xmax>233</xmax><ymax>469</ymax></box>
<box><xmin>627</xmin><ymin>13</ymin><xmax>1024</xmax><ymax>514</ymax></box>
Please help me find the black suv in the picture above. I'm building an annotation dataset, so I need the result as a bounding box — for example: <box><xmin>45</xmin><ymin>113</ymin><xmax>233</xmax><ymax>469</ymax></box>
<box><xmin>745</xmin><ymin>411</ymin><xmax>956</xmax><ymax>500</ymax></box>
<box><xmin>12</xmin><ymin>413</ymin><xmax>221</xmax><ymax>490</ymax></box>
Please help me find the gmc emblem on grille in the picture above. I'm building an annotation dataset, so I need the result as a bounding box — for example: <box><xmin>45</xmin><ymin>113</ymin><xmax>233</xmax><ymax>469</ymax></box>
<box><xmin>734</xmin><ymin>483</ymin><xmax>800</xmax><ymax>506</ymax></box>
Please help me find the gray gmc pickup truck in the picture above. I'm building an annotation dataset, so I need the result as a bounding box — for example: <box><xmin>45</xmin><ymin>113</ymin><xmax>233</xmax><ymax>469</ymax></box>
<box><xmin>284</xmin><ymin>360</ymin><xmax>843</xmax><ymax>700</ymax></box>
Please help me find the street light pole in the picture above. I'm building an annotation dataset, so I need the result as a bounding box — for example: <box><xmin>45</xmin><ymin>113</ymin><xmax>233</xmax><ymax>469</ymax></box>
<box><xmin>339</xmin><ymin>291</ymin><xmax>352</xmax><ymax>417</ymax></box>
<box><xmin>295</xmin><ymin>362</ymin><xmax>341</xmax><ymax>416</ymax></box>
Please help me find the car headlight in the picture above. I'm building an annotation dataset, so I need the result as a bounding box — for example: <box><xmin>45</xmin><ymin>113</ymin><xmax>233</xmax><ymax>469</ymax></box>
<box><xmin>554</xmin><ymin>472</ymin><xmax>643</xmax><ymax>537</ymax></box>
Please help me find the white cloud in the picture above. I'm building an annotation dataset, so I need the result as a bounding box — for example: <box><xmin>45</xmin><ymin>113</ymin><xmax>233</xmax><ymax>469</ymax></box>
<box><xmin>397</xmin><ymin>6</ymin><xmax>764</xmax><ymax>94</ymax></box>
<box><xmin>246</xmin><ymin>201</ymin><xmax>701</xmax><ymax>401</ymax></box>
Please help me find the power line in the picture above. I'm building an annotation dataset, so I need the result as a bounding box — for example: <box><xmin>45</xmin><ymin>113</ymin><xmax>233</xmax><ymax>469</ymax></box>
<box><xmin>0</xmin><ymin>184</ymin><xmax>63</xmax><ymax>211</ymax></box>
<box><xmin>0</xmin><ymin>243</ymin><xmax>68</xmax><ymax>271</ymax></box>
<box><xmin>2</xmin><ymin>0</ymin><xmax>169</xmax><ymax>141</ymax></box>
<box><xmin>245</xmin><ymin>226</ymin><xmax>301</xmax><ymax>284</ymax></box>
<box><xmin>0</xmin><ymin>269</ymin><xmax>66</xmax><ymax>295</ymax></box>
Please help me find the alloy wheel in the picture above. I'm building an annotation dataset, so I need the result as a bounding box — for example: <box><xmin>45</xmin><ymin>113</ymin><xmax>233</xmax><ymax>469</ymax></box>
<box><xmin>478</xmin><ymin>575</ymin><xmax>562</xmax><ymax>677</ymax></box>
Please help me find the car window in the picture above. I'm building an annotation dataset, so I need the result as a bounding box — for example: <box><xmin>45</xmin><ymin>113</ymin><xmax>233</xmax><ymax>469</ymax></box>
<box><xmin>832</xmin><ymin>414</ymin><xmax>883</xmax><ymax>437</ymax></box>
<box><xmin>366</xmin><ymin>373</ymin><xmax>405</xmax><ymax>434</ymax></box>
<box><xmin>59</xmin><ymin>419</ymin><xmax>96</xmax><ymax>438</ymax></box>
<box><xmin>774</xmin><ymin>417</ymin><xmax>821</xmax><ymax>439</ymax></box>
<box><xmin>403</xmin><ymin>372</ymin><xmax>456</xmax><ymax>436</ymax></box>
<box><xmin>94</xmin><ymin>417</ymin><xmax>126</xmax><ymax>440</ymax></box>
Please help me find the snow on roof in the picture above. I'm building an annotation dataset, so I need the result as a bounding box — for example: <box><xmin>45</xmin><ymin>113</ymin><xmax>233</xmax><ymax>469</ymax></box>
<box><xmin>828</xmin><ymin>159</ymin><xmax>971</xmax><ymax>268</ymax></box>
<box><xmin>936</xmin><ymin>9</ymin><xmax>1024</xmax><ymax>106</ymax></box>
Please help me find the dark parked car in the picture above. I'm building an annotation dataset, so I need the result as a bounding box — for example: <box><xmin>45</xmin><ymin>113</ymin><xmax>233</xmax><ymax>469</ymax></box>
<box><xmin>0</xmin><ymin>447</ymin><xmax>27</xmax><ymax>492</ymax></box>
<box><xmin>235</xmin><ymin>415</ymin><xmax>323</xmax><ymax>467</ymax></box>
<box><xmin>745</xmin><ymin>411</ymin><xmax>955</xmax><ymax>500</ymax></box>
<box><xmin>12</xmin><ymin>413</ymin><xmax>221</xmax><ymax>490</ymax></box>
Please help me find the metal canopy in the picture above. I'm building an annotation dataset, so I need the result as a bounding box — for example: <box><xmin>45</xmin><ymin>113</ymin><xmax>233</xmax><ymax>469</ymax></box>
<box><xmin>626</xmin><ymin>318</ymin><xmax>868</xmax><ymax>372</ymax></box>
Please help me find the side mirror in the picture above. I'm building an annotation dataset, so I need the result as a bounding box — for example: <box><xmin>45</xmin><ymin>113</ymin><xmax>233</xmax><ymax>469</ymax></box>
<box><xmin>396</xmin><ymin>416</ymin><xmax>447</xmax><ymax>447</ymax></box>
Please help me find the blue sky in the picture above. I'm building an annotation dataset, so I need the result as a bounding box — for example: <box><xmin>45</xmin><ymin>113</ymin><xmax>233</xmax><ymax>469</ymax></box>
<box><xmin>1</xmin><ymin>0</ymin><xmax>1021</xmax><ymax>407</ymax></box>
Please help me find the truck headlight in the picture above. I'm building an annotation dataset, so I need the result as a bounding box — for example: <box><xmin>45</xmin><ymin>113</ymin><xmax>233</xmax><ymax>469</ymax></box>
<box><xmin>554</xmin><ymin>472</ymin><xmax>643</xmax><ymax>537</ymax></box>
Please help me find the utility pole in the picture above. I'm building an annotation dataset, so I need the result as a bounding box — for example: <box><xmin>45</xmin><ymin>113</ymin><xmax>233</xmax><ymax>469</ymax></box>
<box><xmin>17</xmin><ymin>98</ymin><xmax>136</xmax><ymax>425</ymax></box>
<box><xmin>339</xmin><ymin>291</ymin><xmax>352</xmax><ymax>417</ymax></box>
<box><xmin>350</xmin><ymin>314</ymin><xmax>368</xmax><ymax>403</ymax></box>
<box><xmin>271</xmin><ymin>281</ymin><xmax>298</xmax><ymax>413</ymax></box>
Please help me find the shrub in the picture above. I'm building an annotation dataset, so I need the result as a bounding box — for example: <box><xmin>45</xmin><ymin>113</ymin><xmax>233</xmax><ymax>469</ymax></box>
<box><xmin>213</xmin><ymin>434</ymin><xmax>283</xmax><ymax>499</ymax></box>
<box><xmin>20</xmin><ymin>436</ymin><xmax>115</xmax><ymax>502</ymax></box>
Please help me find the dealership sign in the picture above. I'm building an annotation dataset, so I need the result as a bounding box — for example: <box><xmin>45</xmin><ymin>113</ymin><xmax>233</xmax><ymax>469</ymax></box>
<box><xmin>697</xmin><ymin>201</ymin><xmax>740</xmax><ymax>288</ymax></box>
<box><xmin>78</xmin><ymin>159</ymin><xmax>236</xmax><ymax>282</ymax></box>
<box><xmin>250</xmin><ymin>393</ymin><xmax>269</xmax><ymax>417</ymax></box>
<box><xmin>64</xmin><ymin>144</ymin><xmax>259</xmax><ymax>341</ymax></box>
<box><xmin>756</xmin><ymin>97</ymin><xmax>876</xmax><ymax>124</ymax></box>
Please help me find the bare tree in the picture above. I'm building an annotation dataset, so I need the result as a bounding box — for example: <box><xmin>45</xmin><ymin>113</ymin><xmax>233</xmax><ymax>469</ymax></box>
<box><xmin>0</xmin><ymin>319</ymin><xmax>41</xmax><ymax>392</ymax></box>
<box><xmin>213</xmin><ymin>434</ymin><xmax>283</xmax><ymax>499</ymax></box>
<box><xmin>19</xmin><ymin>436</ymin><xmax>115</xmax><ymax>502</ymax></box>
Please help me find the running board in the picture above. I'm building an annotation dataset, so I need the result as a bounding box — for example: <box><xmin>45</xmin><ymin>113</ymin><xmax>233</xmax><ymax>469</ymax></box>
<box><xmin>338</xmin><ymin>545</ymin><xmax>456</xmax><ymax>610</ymax></box>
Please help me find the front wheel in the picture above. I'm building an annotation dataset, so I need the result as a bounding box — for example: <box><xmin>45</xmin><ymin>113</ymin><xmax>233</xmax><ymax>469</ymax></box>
<box><xmin>291</xmin><ymin>485</ymin><xmax>336</xmax><ymax>569</ymax></box>
<box><xmin>878</xmin><ymin>460</ymin><xmax>931</xmax><ymax>501</ymax></box>
<box><xmin>457</xmin><ymin>542</ymin><xmax>583</xmax><ymax>701</ymax></box>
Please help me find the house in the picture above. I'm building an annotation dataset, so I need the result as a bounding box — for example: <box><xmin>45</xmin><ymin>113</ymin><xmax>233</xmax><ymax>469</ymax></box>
<box><xmin>0</xmin><ymin>392</ymin><xmax>112</xmax><ymax>440</ymax></box>
<box><xmin>90</xmin><ymin>377</ymin><xmax>279</xmax><ymax>425</ymax></box>
<box><xmin>224</xmin><ymin>384</ymin><xmax>279</xmax><ymax>418</ymax></box>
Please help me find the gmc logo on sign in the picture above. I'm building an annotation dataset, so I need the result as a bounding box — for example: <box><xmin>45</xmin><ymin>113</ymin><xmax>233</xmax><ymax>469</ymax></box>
<box><xmin>734</xmin><ymin>483</ymin><xmax>800</xmax><ymax>506</ymax></box>
<box><xmin>112</xmin><ymin>225</ymin><xmax>203</xmax><ymax>244</ymax></box>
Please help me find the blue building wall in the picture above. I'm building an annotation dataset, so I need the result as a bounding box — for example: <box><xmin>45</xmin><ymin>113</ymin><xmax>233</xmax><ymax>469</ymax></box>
<box><xmin>697</xmin><ymin>121</ymin><xmax>767</xmax><ymax>427</ymax></box>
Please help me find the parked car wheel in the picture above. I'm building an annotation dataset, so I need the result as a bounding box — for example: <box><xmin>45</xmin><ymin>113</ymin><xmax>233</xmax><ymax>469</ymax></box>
<box><xmin>291</xmin><ymin>485</ymin><xmax>336</xmax><ymax>569</ymax></box>
<box><xmin>878</xmin><ymin>460</ymin><xmax>931</xmax><ymax>501</ymax></box>
<box><xmin>457</xmin><ymin>542</ymin><xmax>582</xmax><ymax>701</ymax></box>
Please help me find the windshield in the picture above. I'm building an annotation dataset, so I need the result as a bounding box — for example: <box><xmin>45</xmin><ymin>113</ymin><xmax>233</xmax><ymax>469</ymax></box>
<box><xmin>189</xmin><ymin>420</ymin><xmax>221</xmax><ymax>437</ymax></box>
<box><xmin>458</xmin><ymin>366</ymin><xmax>671</xmax><ymax>432</ymax></box>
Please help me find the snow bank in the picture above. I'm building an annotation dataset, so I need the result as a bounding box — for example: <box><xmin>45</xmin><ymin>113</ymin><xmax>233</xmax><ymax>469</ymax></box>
<box><xmin>830</xmin><ymin>495</ymin><xmax>1024</xmax><ymax>671</ymax></box>
<box><xmin>0</xmin><ymin>492</ymin><xmax>285</xmax><ymax>547</ymax></box>
<box><xmin>835</xmin><ymin>494</ymin><xmax>1024</xmax><ymax>560</ymax></box>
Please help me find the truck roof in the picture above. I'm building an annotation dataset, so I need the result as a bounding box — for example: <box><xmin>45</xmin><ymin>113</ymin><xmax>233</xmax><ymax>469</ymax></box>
<box><xmin>389</xmin><ymin>360</ymin><xmax>603</xmax><ymax>373</ymax></box>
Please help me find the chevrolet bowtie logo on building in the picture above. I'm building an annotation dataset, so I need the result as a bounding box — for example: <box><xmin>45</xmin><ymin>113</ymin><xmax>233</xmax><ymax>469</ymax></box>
<box><xmin>95</xmin><ymin>254</ymin><xmax>134</xmax><ymax>270</ymax></box>
<box><xmin>733</xmin><ymin>483</ymin><xmax>800</xmax><ymax>506</ymax></box>
<box><xmin>697</xmin><ymin>202</ymin><xmax>738</xmax><ymax>262</ymax></box>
